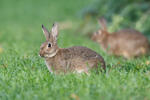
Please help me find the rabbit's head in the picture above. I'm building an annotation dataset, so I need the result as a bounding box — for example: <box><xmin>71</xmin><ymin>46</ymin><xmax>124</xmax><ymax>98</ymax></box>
<box><xmin>91</xmin><ymin>17</ymin><xmax>109</xmax><ymax>43</ymax></box>
<box><xmin>39</xmin><ymin>23</ymin><xmax>59</xmax><ymax>58</ymax></box>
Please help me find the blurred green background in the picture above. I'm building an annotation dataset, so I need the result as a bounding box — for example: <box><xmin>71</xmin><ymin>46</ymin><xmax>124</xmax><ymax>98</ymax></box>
<box><xmin>0</xmin><ymin>0</ymin><xmax>150</xmax><ymax>100</ymax></box>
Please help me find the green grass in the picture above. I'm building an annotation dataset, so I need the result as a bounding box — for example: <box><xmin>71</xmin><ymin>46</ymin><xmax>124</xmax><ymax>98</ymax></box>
<box><xmin>0</xmin><ymin>0</ymin><xmax>150</xmax><ymax>100</ymax></box>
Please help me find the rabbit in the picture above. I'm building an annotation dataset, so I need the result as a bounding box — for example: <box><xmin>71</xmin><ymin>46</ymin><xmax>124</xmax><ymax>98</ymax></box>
<box><xmin>91</xmin><ymin>17</ymin><xmax>150</xmax><ymax>59</ymax></box>
<box><xmin>39</xmin><ymin>23</ymin><xmax>106</xmax><ymax>74</ymax></box>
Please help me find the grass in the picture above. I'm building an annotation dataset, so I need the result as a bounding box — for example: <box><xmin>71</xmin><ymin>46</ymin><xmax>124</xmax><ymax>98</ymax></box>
<box><xmin>0</xmin><ymin>0</ymin><xmax>150</xmax><ymax>100</ymax></box>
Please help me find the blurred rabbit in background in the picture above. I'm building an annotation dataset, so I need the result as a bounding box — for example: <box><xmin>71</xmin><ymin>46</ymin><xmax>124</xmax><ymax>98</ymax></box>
<box><xmin>92</xmin><ymin>17</ymin><xmax>150</xmax><ymax>59</ymax></box>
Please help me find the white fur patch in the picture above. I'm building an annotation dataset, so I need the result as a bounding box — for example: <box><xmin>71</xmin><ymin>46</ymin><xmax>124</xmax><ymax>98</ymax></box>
<box><xmin>45</xmin><ymin>61</ymin><xmax>53</xmax><ymax>73</ymax></box>
<box><xmin>76</xmin><ymin>69</ymin><xmax>84</xmax><ymax>73</ymax></box>
<box><xmin>74</xmin><ymin>69</ymin><xmax>89</xmax><ymax>75</ymax></box>
<box><xmin>46</xmin><ymin>50</ymin><xmax>58</xmax><ymax>58</ymax></box>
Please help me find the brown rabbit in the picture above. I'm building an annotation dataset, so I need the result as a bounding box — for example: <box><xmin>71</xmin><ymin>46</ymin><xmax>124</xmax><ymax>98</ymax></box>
<box><xmin>39</xmin><ymin>23</ymin><xmax>106</xmax><ymax>74</ymax></box>
<box><xmin>91</xmin><ymin>17</ymin><xmax>150</xmax><ymax>59</ymax></box>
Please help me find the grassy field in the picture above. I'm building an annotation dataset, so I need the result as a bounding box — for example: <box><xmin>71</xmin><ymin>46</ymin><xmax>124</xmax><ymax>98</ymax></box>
<box><xmin>0</xmin><ymin>0</ymin><xmax>150</xmax><ymax>100</ymax></box>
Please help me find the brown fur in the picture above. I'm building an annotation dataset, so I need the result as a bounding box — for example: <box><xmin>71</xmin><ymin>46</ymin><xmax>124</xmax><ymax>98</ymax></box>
<box><xmin>91</xmin><ymin>18</ymin><xmax>150</xmax><ymax>59</ymax></box>
<box><xmin>39</xmin><ymin>23</ymin><xmax>106</xmax><ymax>74</ymax></box>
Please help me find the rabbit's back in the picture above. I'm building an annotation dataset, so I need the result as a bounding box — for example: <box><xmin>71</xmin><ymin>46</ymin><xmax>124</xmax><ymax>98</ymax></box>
<box><xmin>117</xmin><ymin>29</ymin><xmax>141</xmax><ymax>34</ymax></box>
<box><xmin>109</xmin><ymin>32</ymin><xmax>149</xmax><ymax>47</ymax></box>
<box><xmin>60</xmin><ymin>46</ymin><xmax>105</xmax><ymax>67</ymax></box>
<box><xmin>106</xmin><ymin>33</ymin><xmax>150</xmax><ymax>58</ymax></box>
<box><xmin>65</xmin><ymin>46</ymin><xmax>103</xmax><ymax>59</ymax></box>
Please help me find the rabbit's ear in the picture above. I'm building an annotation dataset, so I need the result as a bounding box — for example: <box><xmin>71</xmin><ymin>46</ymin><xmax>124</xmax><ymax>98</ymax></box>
<box><xmin>51</xmin><ymin>23</ymin><xmax>58</xmax><ymax>38</ymax></box>
<box><xmin>98</xmin><ymin>17</ymin><xmax>107</xmax><ymax>31</ymax></box>
<box><xmin>42</xmin><ymin>24</ymin><xmax>50</xmax><ymax>40</ymax></box>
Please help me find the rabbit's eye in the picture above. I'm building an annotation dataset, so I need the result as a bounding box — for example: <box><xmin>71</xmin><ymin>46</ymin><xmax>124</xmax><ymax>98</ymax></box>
<box><xmin>48</xmin><ymin>43</ymin><xmax>51</xmax><ymax>48</ymax></box>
